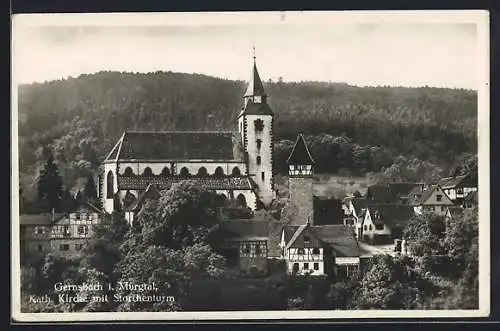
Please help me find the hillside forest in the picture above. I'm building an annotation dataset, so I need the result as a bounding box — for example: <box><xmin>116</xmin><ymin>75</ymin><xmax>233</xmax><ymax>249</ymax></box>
<box><xmin>17</xmin><ymin>71</ymin><xmax>478</xmax><ymax>204</ymax></box>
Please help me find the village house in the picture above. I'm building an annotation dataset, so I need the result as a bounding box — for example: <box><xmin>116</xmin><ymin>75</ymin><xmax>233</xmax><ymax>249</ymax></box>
<box><xmin>437</xmin><ymin>170</ymin><xmax>478</xmax><ymax>204</ymax></box>
<box><xmin>406</xmin><ymin>184</ymin><xmax>454</xmax><ymax>216</ymax></box>
<box><xmin>278</xmin><ymin>134</ymin><xmax>361</xmax><ymax>277</ymax></box>
<box><xmin>462</xmin><ymin>191</ymin><xmax>478</xmax><ymax>209</ymax></box>
<box><xmin>99</xmin><ymin>56</ymin><xmax>275</xmax><ymax>216</ymax></box>
<box><xmin>358</xmin><ymin>204</ymin><xmax>415</xmax><ymax>244</ymax></box>
<box><xmin>19</xmin><ymin>201</ymin><xmax>102</xmax><ymax>258</ymax></box>
<box><xmin>49</xmin><ymin>202</ymin><xmax>102</xmax><ymax>257</ymax></box>
<box><xmin>20</xmin><ymin>210</ymin><xmax>65</xmax><ymax>257</ymax></box>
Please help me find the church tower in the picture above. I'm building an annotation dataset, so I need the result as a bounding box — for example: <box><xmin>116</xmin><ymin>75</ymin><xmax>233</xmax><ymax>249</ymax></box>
<box><xmin>238</xmin><ymin>51</ymin><xmax>275</xmax><ymax>206</ymax></box>
<box><xmin>286</xmin><ymin>133</ymin><xmax>315</xmax><ymax>225</ymax></box>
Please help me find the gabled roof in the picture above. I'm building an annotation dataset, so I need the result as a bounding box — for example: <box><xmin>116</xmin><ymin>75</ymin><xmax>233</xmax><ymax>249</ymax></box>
<box><xmin>367</xmin><ymin>204</ymin><xmax>415</xmax><ymax>229</ymax></box>
<box><xmin>219</xmin><ymin>220</ymin><xmax>270</xmax><ymax>241</ymax></box>
<box><xmin>366</xmin><ymin>183</ymin><xmax>423</xmax><ymax>204</ymax></box>
<box><xmin>124</xmin><ymin>183</ymin><xmax>162</xmax><ymax>212</ymax></box>
<box><xmin>464</xmin><ymin>191</ymin><xmax>478</xmax><ymax>204</ymax></box>
<box><xmin>20</xmin><ymin>212</ymin><xmax>66</xmax><ymax>226</ymax></box>
<box><xmin>313</xmin><ymin>196</ymin><xmax>345</xmax><ymax>225</ymax></box>
<box><xmin>406</xmin><ymin>185</ymin><xmax>453</xmax><ymax>206</ymax></box>
<box><xmin>244</xmin><ymin>62</ymin><xmax>267</xmax><ymax>98</ymax></box>
<box><xmin>286</xmin><ymin>133</ymin><xmax>315</xmax><ymax>165</ymax></box>
<box><xmin>285</xmin><ymin>223</ymin><xmax>309</xmax><ymax>250</ymax></box>
<box><xmin>310</xmin><ymin>225</ymin><xmax>361</xmax><ymax>258</ymax></box>
<box><xmin>349</xmin><ymin>198</ymin><xmax>370</xmax><ymax>217</ymax></box>
<box><xmin>104</xmin><ymin>131</ymin><xmax>243</xmax><ymax>162</ymax></box>
<box><xmin>438</xmin><ymin>171</ymin><xmax>477</xmax><ymax>189</ymax></box>
<box><xmin>118</xmin><ymin>176</ymin><xmax>254</xmax><ymax>191</ymax></box>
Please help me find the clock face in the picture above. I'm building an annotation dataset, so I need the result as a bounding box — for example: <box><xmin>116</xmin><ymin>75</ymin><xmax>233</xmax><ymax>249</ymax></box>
<box><xmin>254</xmin><ymin>96</ymin><xmax>262</xmax><ymax>103</ymax></box>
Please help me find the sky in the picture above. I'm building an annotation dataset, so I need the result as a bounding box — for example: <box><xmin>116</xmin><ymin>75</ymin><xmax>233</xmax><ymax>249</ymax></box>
<box><xmin>12</xmin><ymin>11</ymin><xmax>488</xmax><ymax>89</ymax></box>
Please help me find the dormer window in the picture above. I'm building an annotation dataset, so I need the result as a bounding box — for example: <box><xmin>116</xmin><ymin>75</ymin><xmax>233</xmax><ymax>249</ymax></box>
<box><xmin>254</xmin><ymin>96</ymin><xmax>262</xmax><ymax>103</ymax></box>
<box><xmin>254</xmin><ymin>119</ymin><xmax>264</xmax><ymax>132</ymax></box>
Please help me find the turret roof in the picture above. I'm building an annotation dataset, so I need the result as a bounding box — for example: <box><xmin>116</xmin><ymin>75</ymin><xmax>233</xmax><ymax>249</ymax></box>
<box><xmin>286</xmin><ymin>133</ymin><xmax>315</xmax><ymax>165</ymax></box>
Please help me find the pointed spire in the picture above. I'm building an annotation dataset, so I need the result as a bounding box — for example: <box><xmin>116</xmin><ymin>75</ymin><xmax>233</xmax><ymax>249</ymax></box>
<box><xmin>244</xmin><ymin>48</ymin><xmax>266</xmax><ymax>98</ymax></box>
<box><xmin>287</xmin><ymin>133</ymin><xmax>315</xmax><ymax>165</ymax></box>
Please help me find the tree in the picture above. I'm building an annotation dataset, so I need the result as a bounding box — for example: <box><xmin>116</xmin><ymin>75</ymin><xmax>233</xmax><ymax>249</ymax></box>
<box><xmin>37</xmin><ymin>150</ymin><xmax>63</xmax><ymax>212</ymax></box>
<box><xmin>114</xmin><ymin>181</ymin><xmax>227</xmax><ymax>311</ymax></box>
<box><xmin>83</xmin><ymin>174</ymin><xmax>98</xmax><ymax>201</ymax></box>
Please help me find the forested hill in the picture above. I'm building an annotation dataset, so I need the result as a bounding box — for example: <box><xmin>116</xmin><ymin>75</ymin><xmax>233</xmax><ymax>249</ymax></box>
<box><xmin>18</xmin><ymin>70</ymin><xmax>477</xmax><ymax>196</ymax></box>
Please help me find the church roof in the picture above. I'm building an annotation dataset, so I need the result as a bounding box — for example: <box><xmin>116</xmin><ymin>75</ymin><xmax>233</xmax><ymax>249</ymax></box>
<box><xmin>239</xmin><ymin>100</ymin><xmax>274</xmax><ymax>116</ymax></box>
<box><xmin>286</xmin><ymin>133</ymin><xmax>315</xmax><ymax>165</ymax></box>
<box><xmin>244</xmin><ymin>62</ymin><xmax>267</xmax><ymax>98</ymax></box>
<box><xmin>104</xmin><ymin>131</ymin><xmax>243</xmax><ymax>162</ymax></box>
<box><xmin>117</xmin><ymin>176</ymin><xmax>254</xmax><ymax>191</ymax></box>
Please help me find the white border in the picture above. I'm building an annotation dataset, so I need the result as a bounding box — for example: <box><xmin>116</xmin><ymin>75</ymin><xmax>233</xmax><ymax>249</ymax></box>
<box><xmin>11</xmin><ymin>10</ymin><xmax>490</xmax><ymax>322</ymax></box>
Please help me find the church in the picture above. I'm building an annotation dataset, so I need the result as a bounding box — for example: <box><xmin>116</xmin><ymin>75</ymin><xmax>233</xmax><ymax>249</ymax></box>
<box><xmin>99</xmin><ymin>56</ymin><xmax>276</xmax><ymax>217</ymax></box>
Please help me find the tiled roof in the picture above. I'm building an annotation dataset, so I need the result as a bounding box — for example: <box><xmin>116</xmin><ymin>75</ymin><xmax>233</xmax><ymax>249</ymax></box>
<box><xmin>313</xmin><ymin>196</ymin><xmax>345</xmax><ymax>225</ymax></box>
<box><xmin>239</xmin><ymin>100</ymin><xmax>274</xmax><ymax>116</ymax></box>
<box><xmin>310</xmin><ymin>225</ymin><xmax>361</xmax><ymax>258</ymax></box>
<box><xmin>285</xmin><ymin>223</ymin><xmax>308</xmax><ymax>250</ymax></box>
<box><xmin>464</xmin><ymin>191</ymin><xmax>478</xmax><ymax>203</ymax></box>
<box><xmin>124</xmin><ymin>183</ymin><xmax>162</xmax><ymax>212</ymax></box>
<box><xmin>105</xmin><ymin>131</ymin><xmax>243</xmax><ymax>161</ymax></box>
<box><xmin>286</xmin><ymin>133</ymin><xmax>315</xmax><ymax>165</ymax></box>
<box><xmin>20</xmin><ymin>213</ymin><xmax>66</xmax><ymax>225</ymax></box>
<box><xmin>350</xmin><ymin>198</ymin><xmax>370</xmax><ymax>216</ymax></box>
<box><xmin>219</xmin><ymin>216</ymin><xmax>270</xmax><ymax>241</ymax></box>
<box><xmin>366</xmin><ymin>183</ymin><xmax>423</xmax><ymax>204</ymax></box>
<box><xmin>438</xmin><ymin>171</ymin><xmax>477</xmax><ymax>189</ymax></box>
<box><xmin>368</xmin><ymin>204</ymin><xmax>415</xmax><ymax>229</ymax></box>
<box><xmin>406</xmin><ymin>185</ymin><xmax>436</xmax><ymax>205</ymax></box>
<box><xmin>118</xmin><ymin>176</ymin><xmax>253</xmax><ymax>191</ymax></box>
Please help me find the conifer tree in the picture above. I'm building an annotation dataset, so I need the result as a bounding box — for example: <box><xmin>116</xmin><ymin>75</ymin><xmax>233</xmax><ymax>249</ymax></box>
<box><xmin>37</xmin><ymin>150</ymin><xmax>63</xmax><ymax>212</ymax></box>
<box><xmin>83</xmin><ymin>174</ymin><xmax>98</xmax><ymax>200</ymax></box>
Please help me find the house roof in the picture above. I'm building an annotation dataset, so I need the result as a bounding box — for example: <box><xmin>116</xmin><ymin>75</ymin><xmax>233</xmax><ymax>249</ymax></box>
<box><xmin>219</xmin><ymin>219</ymin><xmax>269</xmax><ymax>241</ymax></box>
<box><xmin>124</xmin><ymin>183</ymin><xmax>162</xmax><ymax>212</ymax></box>
<box><xmin>350</xmin><ymin>198</ymin><xmax>371</xmax><ymax>217</ymax></box>
<box><xmin>313</xmin><ymin>196</ymin><xmax>345</xmax><ymax>225</ymax></box>
<box><xmin>464</xmin><ymin>191</ymin><xmax>478</xmax><ymax>204</ymax></box>
<box><xmin>310</xmin><ymin>225</ymin><xmax>361</xmax><ymax>258</ymax></box>
<box><xmin>406</xmin><ymin>185</ymin><xmax>437</xmax><ymax>205</ymax></box>
<box><xmin>244</xmin><ymin>62</ymin><xmax>267</xmax><ymax>98</ymax></box>
<box><xmin>104</xmin><ymin>131</ymin><xmax>243</xmax><ymax>162</ymax></box>
<box><xmin>20</xmin><ymin>212</ymin><xmax>66</xmax><ymax>225</ymax></box>
<box><xmin>286</xmin><ymin>133</ymin><xmax>315</xmax><ymax>165</ymax></box>
<box><xmin>285</xmin><ymin>223</ymin><xmax>308</xmax><ymax>250</ymax></box>
<box><xmin>366</xmin><ymin>183</ymin><xmax>423</xmax><ymax>204</ymax></box>
<box><xmin>117</xmin><ymin>176</ymin><xmax>254</xmax><ymax>191</ymax></box>
<box><xmin>367</xmin><ymin>204</ymin><xmax>415</xmax><ymax>229</ymax></box>
<box><xmin>437</xmin><ymin>171</ymin><xmax>477</xmax><ymax>189</ymax></box>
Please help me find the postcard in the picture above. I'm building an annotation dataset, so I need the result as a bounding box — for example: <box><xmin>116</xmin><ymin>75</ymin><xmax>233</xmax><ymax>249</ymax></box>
<box><xmin>11</xmin><ymin>10</ymin><xmax>490</xmax><ymax>322</ymax></box>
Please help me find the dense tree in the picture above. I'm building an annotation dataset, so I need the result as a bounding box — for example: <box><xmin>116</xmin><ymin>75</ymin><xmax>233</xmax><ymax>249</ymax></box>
<box><xmin>114</xmin><ymin>181</ymin><xmax>227</xmax><ymax>311</ymax></box>
<box><xmin>37</xmin><ymin>150</ymin><xmax>64</xmax><ymax>212</ymax></box>
<box><xmin>19</xmin><ymin>71</ymin><xmax>476</xmax><ymax>199</ymax></box>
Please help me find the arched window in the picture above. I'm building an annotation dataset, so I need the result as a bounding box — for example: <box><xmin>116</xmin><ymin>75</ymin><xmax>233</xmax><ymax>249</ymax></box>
<box><xmin>160</xmin><ymin>167</ymin><xmax>170</xmax><ymax>176</ymax></box>
<box><xmin>180</xmin><ymin>167</ymin><xmax>190</xmax><ymax>177</ymax></box>
<box><xmin>236</xmin><ymin>193</ymin><xmax>247</xmax><ymax>208</ymax></box>
<box><xmin>106</xmin><ymin>171</ymin><xmax>114</xmax><ymax>199</ymax></box>
<box><xmin>197</xmin><ymin>167</ymin><xmax>208</xmax><ymax>177</ymax></box>
<box><xmin>232</xmin><ymin>167</ymin><xmax>241</xmax><ymax>176</ymax></box>
<box><xmin>214</xmin><ymin>166</ymin><xmax>224</xmax><ymax>177</ymax></box>
<box><xmin>123</xmin><ymin>167</ymin><xmax>134</xmax><ymax>176</ymax></box>
<box><xmin>143</xmin><ymin>167</ymin><xmax>153</xmax><ymax>177</ymax></box>
<box><xmin>256</xmin><ymin>156</ymin><xmax>261</xmax><ymax>165</ymax></box>
<box><xmin>254</xmin><ymin>119</ymin><xmax>264</xmax><ymax>132</ymax></box>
